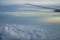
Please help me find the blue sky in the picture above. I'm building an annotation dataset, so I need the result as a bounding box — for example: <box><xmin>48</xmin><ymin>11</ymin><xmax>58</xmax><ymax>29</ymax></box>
<box><xmin>1</xmin><ymin>0</ymin><xmax>60</xmax><ymax>5</ymax></box>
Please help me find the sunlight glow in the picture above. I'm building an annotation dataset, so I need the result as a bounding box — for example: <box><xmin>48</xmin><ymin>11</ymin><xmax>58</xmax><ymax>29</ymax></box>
<box><xmin>43</xmin><ymin>17</ymin><xmax>60</xmax><ymax>23</ymax></box>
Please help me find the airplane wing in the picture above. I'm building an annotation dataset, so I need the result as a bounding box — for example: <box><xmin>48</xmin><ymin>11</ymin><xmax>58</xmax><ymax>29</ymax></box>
<box><xmin>25</xmin><ymin>3</ymin><xmax>57</xmax><ymax>9</ymax></box>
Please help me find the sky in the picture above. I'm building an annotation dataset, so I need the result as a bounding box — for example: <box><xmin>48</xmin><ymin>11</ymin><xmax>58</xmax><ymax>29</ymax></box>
<box><xmin>1</xmin><ymin>0</ymin><xmax>60</xmax><ymax>5</ymax></box>
<box><xmin>0</xmin><ymin>12</ymin><xmax>60</xmax><ymax>24</ymax></box>
<box><xmin>1</xmin><ymin>0</ymin><xmax>60</xmax><ymax>12</ymax></box>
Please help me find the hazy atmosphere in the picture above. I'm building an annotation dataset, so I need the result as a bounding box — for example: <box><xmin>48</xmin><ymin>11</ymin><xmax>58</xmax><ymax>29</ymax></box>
<box><xmin>0</xmin><ymin>0</ymin><xmax>60</xmax><ymax>40</ymax></box>
<box><xmin>0</xmin><ymin>0</ymin><xmax>60</xmax><ymax>12</ymax></box>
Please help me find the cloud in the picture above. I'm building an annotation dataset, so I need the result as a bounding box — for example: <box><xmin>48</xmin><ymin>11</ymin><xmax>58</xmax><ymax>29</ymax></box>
<box><xmin>4</xmin><ymin>12</ymin><xmax>42</xmax><ymax>16</ymax></box>
<box><xmin>1</xmin><ymin>0</ymin><xmax>60</xmax><ymax>5</ymax></box>
<box><xmin>4</xmin><ymin>24</ymin><xmax>49</xmax><ymax>40</ymax></box>
<box><xmin>1</xmin><ymin>0</ymin><xmax>25</xmax><ymax>5</ymax></box>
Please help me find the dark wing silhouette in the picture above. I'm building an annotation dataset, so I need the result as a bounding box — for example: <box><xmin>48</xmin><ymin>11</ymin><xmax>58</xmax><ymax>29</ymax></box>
<box><xmin>25</xmin><ymin>3</ymin><xmax>60</xmax><ymax>12</ymax></box>
<box><xmin>25</xmin><ymin>3</ymin><xmax>57</xmax><ymax>9</ymax></box>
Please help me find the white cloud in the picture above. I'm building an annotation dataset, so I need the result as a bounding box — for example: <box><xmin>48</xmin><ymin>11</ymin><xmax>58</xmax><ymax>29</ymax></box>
<box><xmin>1</xmin><ymin>0</ymin><xmax>60</xmax><ymax>5</ymax></box>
